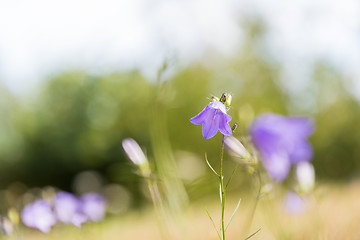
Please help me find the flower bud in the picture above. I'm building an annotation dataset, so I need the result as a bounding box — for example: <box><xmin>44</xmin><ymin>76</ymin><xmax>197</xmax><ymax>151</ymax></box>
<box><xmin>295</xmin><ymin>162</ymin><xmax>315</xmax><ymax>194</ymax></box>
<box><xmin>224</xmin><ymin>136</ymin><xmax>252</xmax><ymax>163</ymax></box>
<box><xmin>246</xmin><ymin>166</ymin><xmax>255</xmax><ymax>175</ymax></box>
<box><xmin>220</xmin><ymin>93</ymin><xmax>232</xmax><ymax>107</ymax></box>
<box><xmin>260</xmin><ymin>183</ymin><xmax>273</xmax><ymax>197</ymax></box>
<box><xmin>231</xmin><ymin>123</ymin><xmax>238</xmax><ymax>132</ymax></box>
<box><xmin>122</xmin><ymin>138</ymin><xmax>147</xmax><ymax>166</ymax></box>
<box><xmin>122</xmin><ymin>138</ymin><xmax>151</xmax><ymax>177</ymax></box>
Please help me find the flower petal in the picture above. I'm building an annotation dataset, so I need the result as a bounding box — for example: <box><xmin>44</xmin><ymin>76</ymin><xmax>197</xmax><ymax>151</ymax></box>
<box><xmin>209</xmin><ymin>101</ymin><xmax>227</xmax><ymax>114</ymax></box>
<box><xmin>289</xmin><ymin>141</ymin><xmax>313</xmax><ymax>164</ymax></box>
<box><xmin>202</xmin><ymin>113</ymin><xmax>220</xmax><ymax>139</ymax></box>
<box><xmin>225</xmin><ymin>114</ymin><xmax>232</xmax><ymax>123</ymax></box>
<box><xmin>285</xmin><ymin>117</ymin><xmax>314</xmax><ymax>138</ymax></box>
<box><xmin>263</xmin><ymin>152</ymin><xmax>291</xmax><ymax>182</ymax></box>
<box><xmin>190</xmin><ymin>105</ymin><xmax>211</xmax><ymax>125</ymax></box>
<box><xmin>219</xmin><ymin>114</ymin><xmax>232</xmax><ymax>136</ymax></box>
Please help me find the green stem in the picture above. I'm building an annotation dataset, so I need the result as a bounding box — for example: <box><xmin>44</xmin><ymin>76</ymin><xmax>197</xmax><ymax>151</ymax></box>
<box><xmin>147</xmin><ymin>178</ymin><xmax>171</xmax><ymax>240</ymax></box>
<box><xmin>220</xmin><ymin>135</ymin><xmax>226</xmax><ymax>240</ymax></box>
<box><xmin>244</xmin><ymin>170</ymin><xmax>262</xmax><ymax>235</ymax></box>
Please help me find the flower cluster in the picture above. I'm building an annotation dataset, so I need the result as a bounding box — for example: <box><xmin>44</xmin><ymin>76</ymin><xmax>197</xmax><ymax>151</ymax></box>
<box><xmin>21</xmin><ymin>191</ymin><xmax>106</xmax><ymax>233</ymax></box>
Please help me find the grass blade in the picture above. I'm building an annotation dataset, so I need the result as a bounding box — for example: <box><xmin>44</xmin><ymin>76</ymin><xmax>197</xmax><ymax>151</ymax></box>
<box><xmin>243</xmin><ymin>228</ymin><xmax>261</xmax><ymax>240</ymax></box>
<box><xmin>225</xmin><ymin>163</ymin><xmax>240</xmax><ymax>189</ymax></box>
<box><xmin>205</xmin><ymin>207</ymin><xmax>221</xmax><ymax>240</ymax></box>
<box><xmin>225</xmin><ymin>198</ymin><xmax>242</xmax><ymax>231</ymax></box>
<box><xmin>205</xmin><ymin>153</ymin><xmax>220</xmax><ymax>177</ymax></box>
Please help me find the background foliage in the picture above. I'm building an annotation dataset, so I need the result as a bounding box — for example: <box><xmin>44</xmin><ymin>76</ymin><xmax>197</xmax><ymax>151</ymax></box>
<box><xmin>0</xmin><ymin>21</ymin><xmax>359</xmax><ymax>209</ymax></box>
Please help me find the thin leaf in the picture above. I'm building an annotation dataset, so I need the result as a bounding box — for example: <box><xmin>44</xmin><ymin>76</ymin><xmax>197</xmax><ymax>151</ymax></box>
<box><xmin>205</xmin><ymin>153</ymin><xmax>220</xmax><ymax>177</ymax></box>
<box><xmin>205</xmin><ymin>207</ymin><xmax>221</xmax><ymax>240</ymax></box>
<box><xmin>243</xmin><ymin>228</ymin><xmax>261</xmax><ymax>240</ymax></box>
<box><xmin>225</xmin><ymin>198</ymin><xmax>242</xmax><ymax>231</ymax></box>
<box><xmin>225</xmin><ymin>163</ymin><xmax>240</xmax><ymax>189</ymax></box>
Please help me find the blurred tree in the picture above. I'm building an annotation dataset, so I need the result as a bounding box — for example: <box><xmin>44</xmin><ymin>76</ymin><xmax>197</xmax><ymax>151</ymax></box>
<box><xmin>310</xmin><ymin>62</ymin><xmax>360</xmax><ymax>180</ymax></box>
<box><xmin>0</xmin><ymin>71</ymin><xmax>153</xmax><ymax>202</ymax></box>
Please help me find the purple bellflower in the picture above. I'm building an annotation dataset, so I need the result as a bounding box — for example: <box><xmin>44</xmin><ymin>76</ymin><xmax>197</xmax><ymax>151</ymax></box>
<box><xmin>250</xmin><ymin>113</ymin><xmax>314</xmax><ymax>181</ymax></box>
<box><xmin>81</xmin><ymin>193</ymin><xmax>106</xmax><ymax>222</ymax></box>
<box><xmin>284</xmin><ymin>191</ymin><xmax>306</xmax><ymax>214</ymax></box>
<box><xmin>21</xmin><ymin>200</ymin><xmax>56</xmax><ymax>233</ymax></box>
<box><xmin>54</xmin><ymin>191</ymin><xmax>87</xmax><ymax>227</ymax></box>
<box><xmin>190</xmin><ymin>101</ymin><xmax>232</xmax><ymax>139</ymax></box>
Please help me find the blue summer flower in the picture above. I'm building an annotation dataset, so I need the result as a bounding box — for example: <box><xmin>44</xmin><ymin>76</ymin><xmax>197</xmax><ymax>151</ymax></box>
<box><xmin>190</xmin><ymin>101</ymin><xmax>232</xmax><ymax>139</ymax></box>
<box><xmin>81</xmin><ymin>193</ymin><xmax>106</xmax><ymax>222</ymax></box>
<box><xmin>250</xmin><ymin>113</ymin><xmax>314</xmax><ymax>181</ymax></box>
<box><xmin>21</xmin><ymin>200</ymin><xmax>56</xmax><ymax>233</ymax></box>
<box><xmin>54</xmin><ymin>191</ymin><xmax>87</xmax><ymax>227</ymax></box>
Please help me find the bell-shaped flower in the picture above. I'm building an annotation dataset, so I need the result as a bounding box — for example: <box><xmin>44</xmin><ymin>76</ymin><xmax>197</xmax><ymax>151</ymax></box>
<box><xmin>81</xmin><ymin>193</ymin><xmax>106</xmax><ymax>222</ymax></box>
<box><xmin>54</xmin><ymin>191</ymin><xmax>87</xmax><ymax>227</ymax></box>
<box><xmin>190</xmin><ymin>101</ymin><xmax>232</xmax><ymax>139</ymax></box>
<box><xmin>21</xmin><ymin>200</ymin><xmax>56</xmax><ymax>233</ymax></box>
<box><xmin>250</xmin><ymin>113</ymin><xmax>314</xmax><ymax>181</ymax></box>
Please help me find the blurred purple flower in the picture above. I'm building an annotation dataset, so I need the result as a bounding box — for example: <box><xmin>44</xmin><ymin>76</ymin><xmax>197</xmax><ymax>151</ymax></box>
<box><xmin>250</xmin><ymin>113</ymin><xmax>314</xmax><ymax>181</ymax></box>
<box><xmin>54</xmin><ymin>191</ymin><xmax>87</xmax><ymax>227</ymax></box>
<box><xmin>21</xmin><ymin>200</ymin><xmax>56</xmax><ymax>233</ymax></box>
<box><xmin>284</xmin><ymin>191</ymin><xmax>306</xmax><ymax>214</ymax></box>
<box><xmin>81</xmin><ymin>193</ymin><xmax>106</xmax><ymax>222</ymax></box>
<box><xmin>190</xmin><ymin>101</ymin><xmax>232</xmax><ymax>139</ymax></box>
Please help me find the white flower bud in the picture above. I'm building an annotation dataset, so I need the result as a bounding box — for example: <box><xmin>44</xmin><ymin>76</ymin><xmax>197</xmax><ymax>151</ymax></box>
<box><xmin>122</xmin><ymin>138</ymin><xmax>147</xmax><ymax>166</ymax></box>
<box><xmin>224</xmin><ymin>136</ymin><xmax>252</xmax><ymax>164</ymax></box>
<box><xmin>295</xmin><ymin>162</ymin><xmax>315</xmax><ymax>194</ymax></box>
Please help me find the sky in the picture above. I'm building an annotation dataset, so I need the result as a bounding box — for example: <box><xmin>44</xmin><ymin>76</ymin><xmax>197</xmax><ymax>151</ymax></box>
<box><xmin>0</xmin><ymin>0</ymin><xmax>359</xmax><ymax>96</ymax></box>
